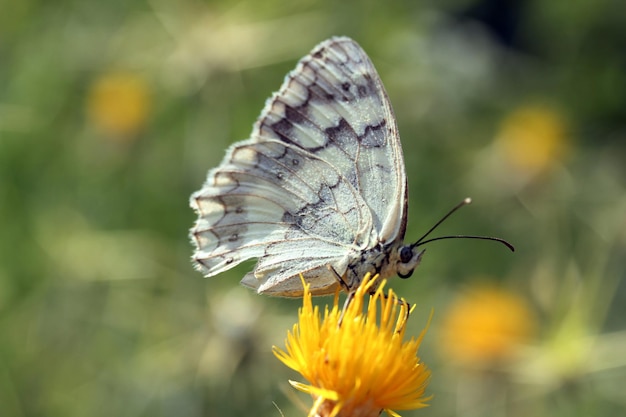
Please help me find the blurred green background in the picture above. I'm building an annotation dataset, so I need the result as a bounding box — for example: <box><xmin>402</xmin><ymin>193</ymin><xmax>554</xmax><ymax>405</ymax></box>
<box><xmin>2</xmin><ymin>0</ymin><xmax>625</xmax><ymax>416</ymax></box>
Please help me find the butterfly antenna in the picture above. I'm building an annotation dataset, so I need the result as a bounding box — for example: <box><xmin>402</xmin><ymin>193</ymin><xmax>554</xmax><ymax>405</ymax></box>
<box><xmin>416</xmin><ymin>235</ymin><xmax>514</xmax><ymax>251</ymax></box>
<box><xmin>411</xmin><ymin>198</ymin><xmax>515</xmax><ymax>252</ymax></box>
<box><xmin>412</xmin><ymin>198</ymin><xmax>473</xmax><ymax>247</ymax></box>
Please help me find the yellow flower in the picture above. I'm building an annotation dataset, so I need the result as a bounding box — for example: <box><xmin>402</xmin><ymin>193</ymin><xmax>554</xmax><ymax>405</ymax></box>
<box><xmin>87</xmin><ymin>71</ymin><xmax>151</xmax><ymax>138</ymax></box>
<box><xmin>273</xmin><ymin>274</ymin><xmax>431</xmax><ymax>417</ymax></box>
<box><xmin>439</xmin><ymin>284</ymin><xmax>536</xmax><ymax>365</ymax></box>
<box><xmin>495</xmin><ymin>104</ymin><xmax>568</xmax><ymax>175</ymax></box>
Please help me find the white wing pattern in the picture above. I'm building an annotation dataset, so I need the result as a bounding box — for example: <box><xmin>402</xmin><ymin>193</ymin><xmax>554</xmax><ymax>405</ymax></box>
<box><xmin>190</xmin><ymin>36</ymin><xmax>422</xmax><ymax>296</ymax></box>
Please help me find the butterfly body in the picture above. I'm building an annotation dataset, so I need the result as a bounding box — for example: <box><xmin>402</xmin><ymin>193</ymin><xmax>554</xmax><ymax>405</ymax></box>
<box><xmin>191</xmin><ymin>37</ymin><xmax>423</xmax><ymax>296</ymax></box>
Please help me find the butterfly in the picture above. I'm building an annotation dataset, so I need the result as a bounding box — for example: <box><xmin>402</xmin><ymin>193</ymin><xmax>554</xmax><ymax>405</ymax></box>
<box><xmin>190</xmin><ymin>36</ymin><xmax>511</xmax><ymax>297</ymax></box>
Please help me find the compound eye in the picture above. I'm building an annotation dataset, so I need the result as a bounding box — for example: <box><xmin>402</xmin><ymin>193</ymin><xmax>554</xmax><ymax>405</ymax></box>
<box><xmin>400</xmin><ymin>246</ymin><xmax>413</xmax><ymax>264</ymax></box>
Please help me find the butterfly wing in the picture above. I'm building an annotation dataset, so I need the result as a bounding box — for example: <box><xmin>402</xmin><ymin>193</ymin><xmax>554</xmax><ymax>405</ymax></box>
<box><xmin>190</xmin><ymin>37</ymin><xmax>407</xmax><ymax>296</ymax></box>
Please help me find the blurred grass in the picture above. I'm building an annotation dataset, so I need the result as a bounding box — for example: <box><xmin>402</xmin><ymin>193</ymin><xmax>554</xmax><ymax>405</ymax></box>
<box><xmin>1</xmin><ymin>0</ymin><xmax>625</xmax><ymax>416</ymax></box>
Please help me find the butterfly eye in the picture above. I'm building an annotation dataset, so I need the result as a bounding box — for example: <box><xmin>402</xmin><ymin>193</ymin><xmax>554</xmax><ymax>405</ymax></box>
<box><xmin>399</xmin><ymin>246</ymin><xmax>413</xmax><ymax>264</ymax></box>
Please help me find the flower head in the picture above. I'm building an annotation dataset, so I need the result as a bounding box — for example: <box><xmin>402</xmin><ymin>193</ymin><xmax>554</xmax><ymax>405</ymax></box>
<box><xmin>87</xmin><ymin>71</ymin><xmax>151</xmax><ymax>138</ymax></box>
<box><xmin>495</xmin><ymin>104</ymin><xmax>569</xmax><ymax>176</ymax></box>
<box><xmin>439</xmin><ymin>284</ymin><xmax>536</xmax><ymax>366</ymax></box>
<box><xmin>273</xmin><ymin>274</ymin><xmax>431</xmax><ymax>417</ymax></box>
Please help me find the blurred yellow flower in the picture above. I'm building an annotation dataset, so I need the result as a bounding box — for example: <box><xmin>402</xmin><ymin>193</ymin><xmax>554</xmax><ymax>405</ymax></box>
<box><xmin>439</xmin><ymin>284</ymin><xmax>536</xmax><ymax>365</ymax></box>
<box><xmin>495</xmin><ymin>104</ymin><xmax>568</xmax><ymax>175</ymax></box>
<box><xmin>87</xmin><ymin>71</ymin><xmax>151</xmax><ymax>138</ymax></box>
<box><xmin>273</xmin><ymin>274</ymin><xmax>431</xmax><ymax>417</ymax></box>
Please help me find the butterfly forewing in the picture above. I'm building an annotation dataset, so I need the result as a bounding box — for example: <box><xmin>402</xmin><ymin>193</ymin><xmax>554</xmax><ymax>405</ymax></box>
<box><xmin>190</xmin><ymin>37</ymin><xmax>408</xmax><ymax>296</ymax></box>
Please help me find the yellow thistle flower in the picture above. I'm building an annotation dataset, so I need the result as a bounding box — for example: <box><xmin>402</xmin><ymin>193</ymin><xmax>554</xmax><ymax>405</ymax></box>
<box><xmin>87</xmin><ymin>71</ymin><xmax>151</xmax><ymax>139</ymax></box>
<box><xmin>273</xmin><ymin>274</ymin><xmax>431</xmax><ymax>417</ymax></box>
<box><xmin>439</xmin><ymin>284</ymin><xmax>536</xmax><ymax>365</ymax></box>
<box><xmin>495</xmin><ymin>104</ymin><xmax>569</xmax><ymax>176</ymax></box>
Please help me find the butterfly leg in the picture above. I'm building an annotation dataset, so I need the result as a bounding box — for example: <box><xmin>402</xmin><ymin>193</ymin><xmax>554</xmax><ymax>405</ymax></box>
<box><xmin>376</xmin><ymin>291</ymin><xmax>411</xmax><ymax>333</ymax></box>
<box><xmin>326</xmin><ymin>264</ymin><xmax>354</xmax><ymax>326</ymax></box>
<box><xmin>394</xmin><ymin>296</ymin><xmax>411</xmax><ymax>333</ymax></box>
<box><xmin>326</xmin><ymin>264</ymin><xmax>350</xmax><ymax>292</ymax></box>
<box><xmin>338</xmin><ymin>291</ymin><xmax>357</xmax><ymax>327</ymax></box>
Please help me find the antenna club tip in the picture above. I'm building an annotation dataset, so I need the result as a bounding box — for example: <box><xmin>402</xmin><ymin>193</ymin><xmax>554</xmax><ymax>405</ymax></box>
<box><xmin>464</xmin><ymin>197</ymin><xmax>472</xmax><ymax>204</ymax></box>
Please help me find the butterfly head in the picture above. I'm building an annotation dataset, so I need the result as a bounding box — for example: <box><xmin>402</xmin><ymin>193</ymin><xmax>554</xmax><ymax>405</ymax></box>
<box><xmin>396</xmin><ymin>245</ymin><xmax>425</xmax><ymax>279</ymax></box>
